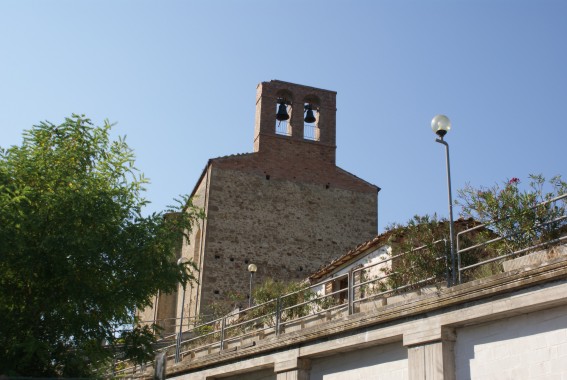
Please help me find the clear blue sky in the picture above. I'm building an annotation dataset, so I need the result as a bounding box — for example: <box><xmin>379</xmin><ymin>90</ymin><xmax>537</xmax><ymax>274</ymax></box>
<box><xmin>1</xmin><ymin>0</ymin><xmax>566</xmax><ymax>233</ymax></box>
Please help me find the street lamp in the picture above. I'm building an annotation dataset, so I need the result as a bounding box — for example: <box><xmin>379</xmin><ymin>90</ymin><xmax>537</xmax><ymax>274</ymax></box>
<box><xmin>248</xmin><ymin>263</ymin><xmax>258</xmax><ymax>308</ymax></box>
<box><xmin>175</xmin><ymin>257</ymin><xmax>189</xmax><ymax>363</ymax></box>
<box><xmin>431</xmin><ymin>114</ymin><xmax>457</xmax><ymax>287</ymax></box>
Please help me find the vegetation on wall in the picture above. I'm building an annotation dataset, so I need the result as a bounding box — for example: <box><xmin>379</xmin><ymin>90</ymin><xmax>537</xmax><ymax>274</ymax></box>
<box><xmin>457</xmin><ymin>174</ymin><xmax>567</xmax><ymax>253</ymax></box>
<box><xmin>250</xmin><ymin>278</ymin><xmax>315</xmax><ymax>324</ymax></box>
<box><xmin>374</xmin><ymin>174</ymin><xmax>567</xmax><ymax>291</ymax></box>
<box><xmin>0</xmin><ymin>115</ymin><xmax>202</xmax><ymax>377</ymax></box>
<box><xmin>377</xmin><ymin>215</ymin><xmax>452</xmax><ymax>292</ymax></box>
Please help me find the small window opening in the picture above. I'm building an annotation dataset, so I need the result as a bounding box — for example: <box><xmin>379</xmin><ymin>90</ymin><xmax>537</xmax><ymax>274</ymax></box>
<box><xmin>327</xmin><ymin>277</ymin><xmax>348</xmax><ymax>304</ymax></box>
<box><xmin>303</xmin><ymin>103</ymin><xmax>319</xmax><ymax>141</ymax></box>
<box><xmin>244</xmin><ymin>259</ymin><xmax>250</xmax><ymax>264</ymax></box>
<box><xmin>214</xmin><ymin>290</ymin><xmax>220</xmax><ymax>295</ymax></box>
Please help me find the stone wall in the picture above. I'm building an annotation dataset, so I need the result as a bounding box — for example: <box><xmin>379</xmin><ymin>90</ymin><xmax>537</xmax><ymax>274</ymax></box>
<box><xmin>179</xmin><ymin>167</ymin><xmax>209</xmax><ymax>325</ymax></box>
<box><xmin>198</xmin><ymin>164</ymin><xmax>377</xmax><ymax>314</ymax></box>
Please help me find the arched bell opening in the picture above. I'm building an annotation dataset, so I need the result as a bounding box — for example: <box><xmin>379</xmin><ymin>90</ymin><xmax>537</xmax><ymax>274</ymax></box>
<box><xmin>303</xmin><ymin>102</ymin><xmax>320</xmax><ymax>141</ymax></box>
<box><xmin>275</xmin><ymin>91</ymin><xmax>293</xmax><ymax>136</ymax></box>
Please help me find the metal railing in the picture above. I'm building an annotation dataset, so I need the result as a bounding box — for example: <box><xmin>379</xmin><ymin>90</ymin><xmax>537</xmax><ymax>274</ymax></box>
<box><xmin>457</xmin><ymin>193</ymin><xmax>567</xmax><ymax>283</ymax></box>
<box><xmin>111</xmin><ymin>193</ymin><xmax>567</xmax><ymax>377</ymax></box>
<box><xmin>155</xmin><ymin>239</ymin><xmax>450</xmax><ymax>368</ymax></box>
<box><xmin>274</xmin><ymin>121</ymin><xmax>320</xmax><ymax>141</ymax></box>
<box><xmin>275</xmin><ymin>120</ymin><xmax>291</xmax><ymax>136</ymax></box>
<box><xmin>352</xmin><ymin>239</ymin><xmax>448</xmax><ymax>310</ymax></box>
<box><xmin>109</xmin><ymin>240</ymin><xmax>452</xmax><ymax>377</ymax></box>
<box><xmin>303</xmin><ymin>123</ymin><xmax>319</xmax><ymax>141</ymax></box>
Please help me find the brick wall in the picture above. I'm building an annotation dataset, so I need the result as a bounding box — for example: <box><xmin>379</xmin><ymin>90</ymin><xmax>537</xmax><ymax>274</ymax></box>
<box><xmin>254</xmin><ymin>80</ymin><xmax>337</xmax><ymax>154</ymax></box>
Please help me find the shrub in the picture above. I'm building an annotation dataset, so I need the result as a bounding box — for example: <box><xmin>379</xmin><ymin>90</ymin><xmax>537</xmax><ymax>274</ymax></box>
<box><xmin>457</xmin><ymin>174</ymin><xmax>567</xmax><ymax>255</ymax></box>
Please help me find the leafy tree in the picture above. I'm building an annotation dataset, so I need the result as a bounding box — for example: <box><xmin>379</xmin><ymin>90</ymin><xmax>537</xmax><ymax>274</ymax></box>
<box><xmin>0</xmin><ymin>115</ymin><xmax>202</xmax><ymax>377</ymax></box>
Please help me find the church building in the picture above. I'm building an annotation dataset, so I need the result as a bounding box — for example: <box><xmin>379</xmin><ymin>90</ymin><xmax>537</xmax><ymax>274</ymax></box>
<box><xmin>140</xmin><ymin>80</ymin><xmax>380</xmax><ymax>332</ymax></box>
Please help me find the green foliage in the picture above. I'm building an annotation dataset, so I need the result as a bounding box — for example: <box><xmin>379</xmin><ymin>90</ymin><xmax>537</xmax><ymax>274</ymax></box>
<box><xmin>0</xmin><ymin>115</ymin><xmax>202</xmax><ymax>377</ymax></box>
<box><xmin>315</xmin><ymin>292</ymin><xmax>342</xmax><ymax>311</ymax></box>
<box><xmin>118</xmin><ymin>324</ymin><xmax>157</xmax><ymax>365</ymax></box>
<box><xmin>381</xmin><ymin>215</ymin><xmax>449</xmax><ymax>292</ymax></box>
<box><xmin>251</xmin><ymin>278</ymin><xmax>315</xmax><ymax>324</ymax></box>
<box><xmin>457</xmin><ymin>174</ymin><xmax>567</xmax><ymax>254</ymax></box>
<box><xmin>203</xmin><ymin>291</ymin><xmax>246</xmax><ymax>323</ymax></box>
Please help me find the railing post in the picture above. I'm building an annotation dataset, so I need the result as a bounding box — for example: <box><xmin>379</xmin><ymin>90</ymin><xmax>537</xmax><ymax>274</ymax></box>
<box><xmin>444</xmin><ymin>239</ymin><xmax>451</xmax><ymax>288</ymax></box>
<box><xmin>175</xmin><ymin>330</ymin><xmax>181</xmax><ymax>363</ymax></box>
<box><xmin>220</xmin><ymin>317</ymin><xmax>226</xmax><ymax>351</ymax></box>
<box><xmin>275</xmin><ymin>296</ymin><xmax>281</xmax><ymax>336</ymax></box>
<box><xmin>348</xmin><ymin>271</ymin><xmax>354</xmax><ymax>315</ymax></box>
<box><xmin>456</xmin><ymin>234</ymin><xmax>462</xmax><ymax>284</ymax></box>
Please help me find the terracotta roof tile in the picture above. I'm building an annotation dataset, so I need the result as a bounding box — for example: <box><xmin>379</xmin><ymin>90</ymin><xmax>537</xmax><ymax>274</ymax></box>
<box><xmin>308</xmin><ymin>218</ymin><xmax>479</xmax><ymax>282</ymax></box>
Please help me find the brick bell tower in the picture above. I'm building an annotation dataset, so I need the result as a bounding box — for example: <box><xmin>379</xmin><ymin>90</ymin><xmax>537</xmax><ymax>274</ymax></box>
<box><xmin>253</xmin><ymin>80</ymin><xmax>337</xmax><ymax>162</ymax></box>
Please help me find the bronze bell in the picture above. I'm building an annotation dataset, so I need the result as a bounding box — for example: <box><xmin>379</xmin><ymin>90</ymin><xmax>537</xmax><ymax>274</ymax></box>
<box><xmin>304</xmin><ymin>104</ymin><xmax>316</xmax><ymax>123</ymax></box>
<box><xmin>276</xmin><ymin>101</ymin><xmax>289</xmax><ymax>121</ymax></box>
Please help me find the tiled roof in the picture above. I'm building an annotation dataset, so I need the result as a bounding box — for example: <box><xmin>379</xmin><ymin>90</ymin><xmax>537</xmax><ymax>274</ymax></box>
<box><xmin>307</xmin><ymin>231</ymin><xmax>394</xmax><ymax>282</ymax></box>
<box><xmin>189</xmin><ymin>153</ymin><xmax>255</xmax><ymax>198</ymax></box>
<box><xmin>308</xmin><ymin>218</ymin><xmax>479</xmax><ymax>282</ymax></box>
<box><xmin>335</xmin><ymin>166</ymin><xmax>381</xmax><ymax>192</ymax></box>
<box><xmin>211</xmin><ymin>152</ymin><xmax>255</xmax><ymax>161</ymax></box>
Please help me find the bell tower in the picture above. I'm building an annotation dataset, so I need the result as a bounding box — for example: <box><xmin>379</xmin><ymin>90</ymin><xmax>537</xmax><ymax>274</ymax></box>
<box><xmin>253</xmin><ymin>80</ymin><xmax>337</xmax><ymax>164</ymax></box>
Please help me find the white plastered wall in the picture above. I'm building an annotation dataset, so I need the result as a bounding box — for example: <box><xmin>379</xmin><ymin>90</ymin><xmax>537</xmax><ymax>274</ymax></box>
<box><xmin>309</xmin><ymin>341</ymin><xmax>408</xmax><ymax>380</ymax></box>
<box><xmin>455</xmin><ymin>304</ymin><xmax>567</xmax><ymax>380</ymax></box>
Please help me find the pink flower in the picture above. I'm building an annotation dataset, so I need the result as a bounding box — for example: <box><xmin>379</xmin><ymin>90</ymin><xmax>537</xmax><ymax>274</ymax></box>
<box><xmin>509</xmin><ymin>177</ymin><xmax>520</xmax><ymax>184</ymax></box>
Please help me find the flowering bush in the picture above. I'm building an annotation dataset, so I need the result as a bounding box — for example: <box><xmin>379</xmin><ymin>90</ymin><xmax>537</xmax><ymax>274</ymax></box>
<box><xmin>377</xmin><ymin>214</ymin><xmax>486</xmax><ymax>286</ymax></box>
<box><xmin>456</xmin><ymin>174</ymin><xmax>567</xmax><ymax>254</ymax></box>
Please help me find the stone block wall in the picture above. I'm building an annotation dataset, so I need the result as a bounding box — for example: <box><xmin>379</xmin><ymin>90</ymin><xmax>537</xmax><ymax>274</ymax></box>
<box><xmin>179</xmin><ymin>169</ymin><xmax>209</xmax><ymax>325</ymax></box>
<box><xmin>198</xmin><ymin>164</ymin><xmax>377</xmax><ymax>315</ymax></box>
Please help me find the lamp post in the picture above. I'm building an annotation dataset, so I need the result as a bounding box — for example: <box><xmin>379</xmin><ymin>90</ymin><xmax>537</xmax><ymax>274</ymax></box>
<box><xmin>175</xmin><ymin>257</ymin><xmax>189</xmax><ymax>363</ymax></box>
<box><xmin>248</xmin><ymin>263</ymin><xmax>257</xmax><ymax>308</ymax></box>
<box><xmin>431</xmin><ymin>114</ymin><xmax>457</xmax><ymax>287</ymax></box>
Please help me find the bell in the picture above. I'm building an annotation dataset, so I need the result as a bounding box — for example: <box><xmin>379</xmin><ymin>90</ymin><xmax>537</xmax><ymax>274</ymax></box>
<box><xmin>276</xmin><ymin>102</ymin><xmax>289</xmax><ymax>121</ymax></box>
<box><xmin>304</xmin><ymin>105</ymin><xmax>316</xmax><ymax>123</ymax></box>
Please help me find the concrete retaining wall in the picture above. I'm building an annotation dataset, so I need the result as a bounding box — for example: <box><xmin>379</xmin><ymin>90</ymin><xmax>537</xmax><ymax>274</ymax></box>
<box><xmin>310</xmin><ymin>341</ymin><xmax>408</xmax><ymax>380</ymax></box>
<box><xmin>456</xmin><ymin>303</ymin><xmax>567</xmax><ymax>380</ymax></box>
